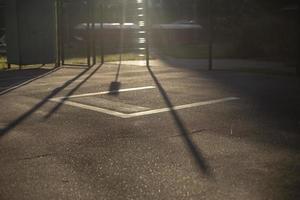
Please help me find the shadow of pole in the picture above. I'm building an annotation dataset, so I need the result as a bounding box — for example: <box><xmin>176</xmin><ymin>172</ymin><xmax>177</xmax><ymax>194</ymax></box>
<box><xmin>108</xmin><ymin>62</ymin><xmax>122</xmax><ymax>95</ymax></box>
<box><xmin>108</xmin><ymin>13</ymin><xmax>125</xmax><ymax>96</ymax></box>
<box><xmin>44</xmin><ymin>63</ymin><xmax>103</xmax><ymax>119</ymax></box>
<box><xmin>146</xmin><ymin>65</ymin><xmax>212</xmax><ymax>176</ymax></box>
<box><xmin>0</xmin><ymin>65</ymin><xmax>95</xmax><ymax>138</ymax></box>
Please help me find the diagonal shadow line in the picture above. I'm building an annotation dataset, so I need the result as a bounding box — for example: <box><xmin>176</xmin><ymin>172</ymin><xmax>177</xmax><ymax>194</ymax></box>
<box><xmin>0</xmin><ymin>65</ymin><xmax>95</xmax><ymax>138</ymax></box>
<box><xmin>146</xmin><ymin>65</ymin><xmax>212</xmax><ymax>176</ymax></box>
<box><xmin>108</xmin><ymin>63</ymin><xmax>122</xmax><ymax>95</ymax></box>
<box><xmin>116</xmin><ymin>56</ymin><xmax>122</xmax><ymax>83</ymax></box>
<box><xmin>44</xmin><ymin>63</ymin><xmax>103</xmax><ymax>119</ymax></box>
<box><xmin>0</xmin><ymin>67</ymin><xmax>62</xmax><ymax>96</ymax></box>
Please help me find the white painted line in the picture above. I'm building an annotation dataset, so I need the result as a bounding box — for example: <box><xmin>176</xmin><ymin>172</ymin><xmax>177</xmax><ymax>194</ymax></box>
<box><xmin>51</xmin><ymin>99</ymin><xmax>129</xmax><ymax>118</ymax></box>
<box><xmin>72</xmin><ymin>97</ymin><xmax>150</xmax><ymax>113</ymax></box>
<box><xmin>51</xmin><ymin>86</ymin><xmax>156</xmax><ymax>100</ymax></box>
<box><xmin>126</xmin><ymin>97</ymin><xmax>240</xmax><ymax>118</ymax></box>
<box><xmin>51</xmin><ymin>96</ymin><xmax>239</xmax><ymax>118</ymax></box>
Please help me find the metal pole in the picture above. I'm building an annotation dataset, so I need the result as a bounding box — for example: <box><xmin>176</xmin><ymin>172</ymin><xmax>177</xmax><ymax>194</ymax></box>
<box><xmin>145</xmin><ymin>0</ymin><xmax>150</xmax><ymax>67</ymax></box>
<box><xmin>100</xmin><ymin>2</ymin><xmax>104</xmax><ymax>64</ymax></box>
<box><xmin>91</xmin><ymin>0</ymin><xmax>96</xmax><ymax>65</ymax></box>
<box><xmin>61</xmin><ymin>1</ymin><xmax>65</xmax><ymax>65</ymax></box>
<box><xmin>208</xmin><ymin>0</ymin><xmax>213</xmax><ymax>71</ymax></box>
<box><xmin>15</xmin><ymin>1</ymin><xmax>22</xmax><ymax>69</ymax></box>
<box><xmin>119</xmin><ymin>0</ymin><xmax>126</xmax><ymax>65</ymax></box>
<box><xmin>87</xmin><ymin>1</ymin><xmax>91</xmax><ymax>67</ymax></box>
<box><xmin>56</xmin><ymin>0</ymin><xmax>61</xmax><ymax>67</ymax></box>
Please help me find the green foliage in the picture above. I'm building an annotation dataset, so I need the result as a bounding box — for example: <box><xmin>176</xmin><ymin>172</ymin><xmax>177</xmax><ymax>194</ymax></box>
<box><xmin>0</xmin><ymin>55</ymin><xmax>6</xmax><ymax>70</ymax></box>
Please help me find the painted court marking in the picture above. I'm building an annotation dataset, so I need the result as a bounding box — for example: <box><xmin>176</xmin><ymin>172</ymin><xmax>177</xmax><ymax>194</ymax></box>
<box><xmin>50</xmin><ymin>85</ymin><xmax>240</xmax><ymax>118</ymax></box>
<box><xmin>51</xmin><ymin>86</ymin><xmax>156</xmax><ymax>100</ymax></box>
<box><xmin>126</xmin><ymin>97</ymin><xmax>240</xmax><ymax>118</ymax></box>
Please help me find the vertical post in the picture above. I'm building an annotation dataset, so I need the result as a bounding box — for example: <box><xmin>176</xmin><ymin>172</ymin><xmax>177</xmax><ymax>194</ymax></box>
<box><xmin>145</xmin><ymin>0</ymin><xmax>150</xmax><ymax>67</ymax></box>
<box><xmin>100</xmin><ymin>2</ymin><xmax>104</xmax><ymax>64</ymax></box>
<box><xmin>56</xmin><ymin>0</ymin><xmax>61</xmax><ymax>67</ymax></box>
<box><xmin>119</xmin><ymin>0</ymin><xmax>126</xmax><ymax>65</ymax></box>
<box><xmin>208</xmin><ymin>0</ymin><xmax>213</xmax><ymax>71</ymax></box>
<box><xmin>87</xmin><ymin>0</ymin><xmax>91</xmax><ymax>67</ymax></box>
<box><xmin>91</xmin><ymin>0</ymin><xmax>96</xmax><ymax>65</ymax></box>
<box><xmin>15</xmin><ymin>1</ymin><xmax>22</xmax><ymax>69</ymax></box>
<box><xmin>61</xmin><ymin>1</ymin><xmax>65</xmax><ymax>65</ymax></box>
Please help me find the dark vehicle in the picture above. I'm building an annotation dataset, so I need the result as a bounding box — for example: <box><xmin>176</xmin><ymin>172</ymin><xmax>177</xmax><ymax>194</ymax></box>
<box><xmin>72</xmin><ymin>22</ymin><xmax>141</xmax><ymax>52</ymax></box>
<box><xmin>152</xmin><ymin>20</ymin><xmax>203</xmax><ymax>46</ymax></box>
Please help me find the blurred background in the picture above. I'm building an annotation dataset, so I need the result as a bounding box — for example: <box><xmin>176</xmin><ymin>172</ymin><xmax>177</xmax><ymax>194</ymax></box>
<box><xmin>0</xmin><ymin>0</ymin><xmax>299</xmax><ymax>74</ymax></box>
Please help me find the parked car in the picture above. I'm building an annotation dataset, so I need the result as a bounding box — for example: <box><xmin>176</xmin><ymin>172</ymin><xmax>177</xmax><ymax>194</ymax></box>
<box><xmin>151</xmin><ymin>20</ymin><xmax>203</xmax><ymax>46</ymax></box>
<box><xmin>75</xmin><ymin>22</ymin><xmax>140</xmax><ymax>31</ymax></box>
<box><xmin>71</xmin><ymin>23</ymin><xmax>141</xmax><ymax>52</ymax></box>
<box><xmin>152</xmin><ymin>20</ymin><xmax>202</xmax><ymax>29</ymax></box>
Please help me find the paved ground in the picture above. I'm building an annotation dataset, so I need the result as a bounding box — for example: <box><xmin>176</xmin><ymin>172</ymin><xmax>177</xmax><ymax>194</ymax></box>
<box><xmin>0</xmin><ymin>61</ymin><xmax>299</xmax><ymax>200</ymax></box>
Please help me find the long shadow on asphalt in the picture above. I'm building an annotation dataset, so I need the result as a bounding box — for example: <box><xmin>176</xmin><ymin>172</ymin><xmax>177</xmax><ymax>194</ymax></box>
<box><xmin>146</xmin><ymin>65</ymin><xmax>212</xmax><ymax>176</ymax></box>
<box><xmin>157</xmin><ymin>57</ymin><xmax>300</xmax><ymax>151</ymax></box>
<box><xmin>108</xmin><ymin>48</ymin><xmax>124</xmax><ymax>96</ymax></box>
<box><xmin>108</xmin><ymin>62</ymin><xmax>122</xmax><ymax>95</ymax></box>
<box><xmin>0</xmin><ymin>65</ymin><xmax>98</xmax><ymax>137</ymax></box>
<box><xmin>0</xmin><ymin>66</ymin><xmax>61</xmax><ymax>96</ymax></box>
<box><xmin>43</xmin><ymin>64</ymin><xmax>103</xmax><ymax>119</ymax></box>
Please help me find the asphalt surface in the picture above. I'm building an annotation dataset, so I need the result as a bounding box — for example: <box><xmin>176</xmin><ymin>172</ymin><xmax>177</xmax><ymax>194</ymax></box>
<box><xmin>0</xmin><ymin>62</ymin><xmax>299</xmax><ymax>200</ymax></box>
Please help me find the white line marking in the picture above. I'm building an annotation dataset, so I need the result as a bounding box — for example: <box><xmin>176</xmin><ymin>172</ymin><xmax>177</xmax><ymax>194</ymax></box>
<box><xmin>126</xmin><ymin>97</ymin><xmax>240</xmax><ymax>118</ymax></box>
<box><xmin>51</xmin><ymin>99</ymin><xmax>128</xmax><ymax>118</ymax></box>
<box><xmin>51</xmin><ymin>96</ymin><xmax>239</xmax><ymax>118</ymax></box>
<box><xmin>51</xmin><ymin>86</ymin><xmax>156</xmax><ymax>100</ymax></box>
<box><xmin>72</xmin><ymin>97</ymin><xmax>150</xmax><ymax>113</ymax></box>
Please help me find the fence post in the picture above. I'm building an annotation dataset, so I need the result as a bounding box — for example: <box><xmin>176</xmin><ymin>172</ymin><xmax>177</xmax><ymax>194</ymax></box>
<box><xmin>91</xmin><ymin>0</ymin><xmax>96</xmax><ymax>65</ymax></box>
<box><xmin>145</xmin><ymin>0</ymin><xmax>150</xmax><ymax>67</ymax></box>
<box><xmin>100</xmin><ymin>2</ymin><xmax>104</xmax><ymax>64</ymax></box>
<box><xmin>56</xmin><ymin>0</ymin><xmax>61</xmax><ymax>67</ymax></box>
<box><xmin>208</xmin><ymin>0</ymin><xmax>213</xmax><ymax>71</ymax></box>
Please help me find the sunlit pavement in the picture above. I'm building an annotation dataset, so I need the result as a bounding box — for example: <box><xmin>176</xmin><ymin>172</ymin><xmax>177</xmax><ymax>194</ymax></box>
<box><xmin>0</xmin><ymin>62</ymin><xmax>299</xmax><ymax>200</ymax></box>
